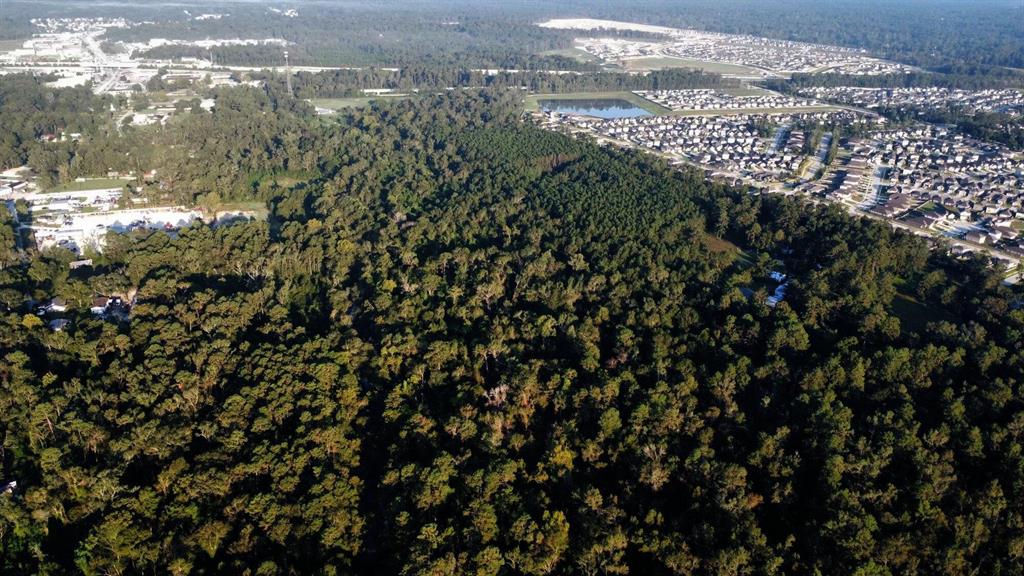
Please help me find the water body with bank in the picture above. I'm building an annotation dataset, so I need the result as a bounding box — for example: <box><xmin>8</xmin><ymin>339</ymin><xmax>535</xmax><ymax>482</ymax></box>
<box><xmin>539</xmin><ymin>98</ymin><xmax>651</xmax><ymax>119</ymax></box>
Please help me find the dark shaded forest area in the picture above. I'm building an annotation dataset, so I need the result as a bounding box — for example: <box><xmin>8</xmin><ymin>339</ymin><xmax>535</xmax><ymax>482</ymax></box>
<box><xmin>0</xmin><ymin>80</ymin><xmax>1022</xmax><ymax>575</ymax></box>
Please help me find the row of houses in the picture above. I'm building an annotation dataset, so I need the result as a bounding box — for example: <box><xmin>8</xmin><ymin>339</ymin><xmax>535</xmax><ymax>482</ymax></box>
<box><xmin>577</xmin><ymin>27</ymin><xmax>909</xmax><ymax>76</ymax></box>
<box><xmin>635</xmin><ymin>89</ymin><xmax>820</xmax><ymax>112</ymax></box>
<box><xmin>841</xmin><ymin>126</ymin><xmax>1024</xmax><ymax>224</ymax></box>
<box><xmin>656</xmin><ymin>32</ymin><xmax>908</xmax><ymax>75</ymax></box>
<box><xmin>831</xmin><ymin>155</ymin><xmax>875</xmax><ymax>200</ymax></box>
<box><xmin>0</xmin><ymin>179</ymin><xmax>29</xmax><ymax>198</ymax></box>
<box><xmin>593</xmin><ymin>114</ymin><xmax>801</xmax><ymax>177</ymax></box>
<box><xmin>798</xmin><ymin>87</ymin><xmax>1024</xmax><ymax>115</ymax></box>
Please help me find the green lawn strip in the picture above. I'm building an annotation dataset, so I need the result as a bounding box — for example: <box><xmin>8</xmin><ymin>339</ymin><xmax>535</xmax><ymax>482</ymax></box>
<box><xmin>49</xmin><ymin>178</ymin><xmax>131</xmax><ymax>193</ymax></box>
<box><xmin>622</xmin><ymin>56</ymin><xmax>764</xmax><ymax>77</ymax></box>
<box><xmin>794</xmin><ymin>156</ymin><xmax>813</xmax><ymax>179</ymax></box>
<box><xmin>310</xmin><ymin>98</ymin><xmax>374</xmax><ymax>109</ymax></box>
<box><xmin>539</xmin><ymin>48</ymin><xmax>599</xmax><ymax>63</ymax></box>
<box><xmin>0</xmin><ymin>39</ymin><xmax>26</xmax><ymax>52</ymax></box>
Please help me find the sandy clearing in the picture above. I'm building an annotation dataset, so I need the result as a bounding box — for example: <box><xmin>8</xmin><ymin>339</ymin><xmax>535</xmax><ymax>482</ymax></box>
<box><xmin>537</xmin><ymin>18</ymin><xmax>676</xmax><ymax>35</ymax></box>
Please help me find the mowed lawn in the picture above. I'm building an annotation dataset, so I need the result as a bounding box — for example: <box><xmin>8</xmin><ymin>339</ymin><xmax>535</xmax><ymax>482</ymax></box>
<box><xmin>622</xmin><ymin>56</ymin><xmax>765</xmax><ymax>77</ymax></box>
<box><xmin>310</xmin><ymin>95</ymin><xmax>410</xmax><ymax>110</ymax></box>
<box><xmin>213</xmin><ymin>200</ymin><xmax>270</xmax><ymax>220</ymax></box>
<box><xmin>539</xmin><ymin>47</ymin><xmax>600</xmax><ymax>64</ymax></box>
<box><xmin>890</xmin><ymin>292</ymin><xmax>953</xmax><ymax>333</ymax></box>
<box><xmin>50</xmin><ymin>178</ymin><xmax>130</xmax><ymax>192</ymax></box>
<box><xmin>311</xmin><ymin>98</ymin><xmax>376</xmax><ymax>109</ymax></box>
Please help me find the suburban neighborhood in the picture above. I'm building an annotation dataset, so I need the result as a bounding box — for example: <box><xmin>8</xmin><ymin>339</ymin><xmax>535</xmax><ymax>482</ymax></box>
<box><xmin>533</xmin><ymin>84</ymin><xmax>1024</xmax><ymax>279</ymax></box>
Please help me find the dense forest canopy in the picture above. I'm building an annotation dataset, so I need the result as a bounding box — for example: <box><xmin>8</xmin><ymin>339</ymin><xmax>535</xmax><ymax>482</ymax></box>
<box><xmin>1</xmin><ymin>77</ymin><xmax>1023</xmax><ymax>575</ymax></box>
<box><xmin>0</xmin><ymin>76</ymin><xmax>121</xmax><ymax>177</ymax></box>
<box><xmin>0</xmin><ymin>77</ymin><xmax>315</xmax><ymax>194</ymax></box>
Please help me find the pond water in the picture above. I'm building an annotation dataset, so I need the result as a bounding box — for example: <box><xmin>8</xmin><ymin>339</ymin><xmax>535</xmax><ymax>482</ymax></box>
<box><xmin>538</xmin><ymin>98</ymin><xmax>651</xmax><ymax>119</ymax></box>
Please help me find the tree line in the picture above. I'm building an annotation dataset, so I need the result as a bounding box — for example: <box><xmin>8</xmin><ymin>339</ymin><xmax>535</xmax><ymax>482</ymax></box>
<box><xmin>261</xmin><ymin>67</ymin><xmax>739</xmax><ymax>99</ymax></box>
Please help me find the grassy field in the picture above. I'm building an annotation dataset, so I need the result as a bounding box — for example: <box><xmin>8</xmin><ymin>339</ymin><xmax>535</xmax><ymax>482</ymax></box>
<box><xmin>702</xmin><ymin>234</ymin><xmax>741</xmax><ymax>255</ymax></box>
<box><xmin>0</xmin><ymin>39</ymin><xmax>26</xmax><ymax>52</ymax></box>
<box><xmin>214</xmin><ymin>201</ymin><xmax>269</xmax><ymax>220</ymax></box>
<box><xmin>310</xmin><ymin>95</ymin><xmax>409</xmax><ymax>110</ymax></box>
<box><xmin>699</xmin><ymin>233</ymin><xmax>755</xmax><ymax>267</ymax></box>
<box><xmin>701</xmin><ymin>233</ymin><xmax>759</xmax><ymax>271</ymax></box>
<box><xmin>890</xmin><ymin>292</ymin><xmax>954</xmax><ymax>333</ymax></box>
<box><xmin>539</xmin><ymin>47</ymin><xmax>599</xmax><ymax>64</ymax></box>
<box><xmin>622</xmin><ymin>56</ymin><xmax>765</xmax><ymax>77</ymax></box>
<box><xmin>311</xmin><ymin>97</ymin><xmax>377</xmax><ymax>109</ymax></box>
<box><xmin>524</xmin><ymin>91</ymin><xmax>670</xmax><ymax>115</ymax></box>
<box><xmin>50</xmin><ymin>178</ymin><xmax>129</xmax><ymax>193</ymax></box>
